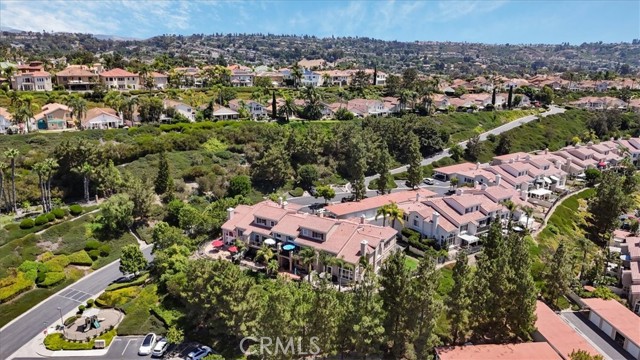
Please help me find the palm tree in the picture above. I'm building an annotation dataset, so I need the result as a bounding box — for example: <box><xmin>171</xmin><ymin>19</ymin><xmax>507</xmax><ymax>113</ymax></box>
<box><xmin>576</xmin><ymin>237</ymin><xmax>591</xmax><ymax>281</ymax></box>
<box><xmin>297</xmin><ymin>247</ymin><xmax>317</xmax><ymax>275</ymax></box>
<box><xmin>386</xmin><ymin>202</ymin><xmax>404</xmax><ymax>229</ymax></box>
<box><xmin>3</xmin><ymin>66</ymin><xmax>15</xmax><ymax>82</ymax></box>
<box><xmin>75</xmin><ymin>163</ymin><xmax>93</xmax><ymax>204</ymax></box>
<box><xmin>266</xmin><ymin>259</ymin><xmax>279</xmax><ymax>276</ymax></box>
<box><xmin>43</xmin><ymin>158</ymin><xmax>58</xmax><ymax>212</ymax></box>
<box><xmin>291</xmin><ymin>64</ymin><xmax>302</xmax><ymax>88</ymax></box>
<box><xmin>0</xmin><ymin>162</ymin><xmax>7</xmax><ymax>212</ymax></box>
<box><xmin>280</xmin><ymin>95</ymin><xmax>297</xmax><ymax>121</ymax></box>
<box><xmin>501</xmin><ymin>199</ymin><xmax>517</xmax><ymax>228</ymax></box>
<box><xmin>4</xmin><ymin>148</ymin><xmax>19</xmax><ymax>212</ymax></box>
<box><xmin>375</xmin><ymin>204</ymin><xmax>391</xmax><ymax>227</ymax></box>
<box><xmin>255</xmin><ymin>244</ymin><xmax>274</xmax><ymax>265</ymax></box>
<box><xmin>67</xmin><ymin>96</ymin><xmax>87</xmax><ymax>128</ymax></box>
<box><xmin>522</xmin><ymin>206</ymin><xmax>534</xmax><ymax>230</ymax></box>
<box><xmin>32</xmin><ymin>162</ymin><xmax>48</xmax><ymax>212</ymax></box>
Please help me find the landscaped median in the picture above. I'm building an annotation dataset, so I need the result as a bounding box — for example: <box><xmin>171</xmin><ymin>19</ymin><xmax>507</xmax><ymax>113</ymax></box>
<box><xmin>0</xmin><ymin>204</ymin><xmax>139</xmax><ymax>328</ymax></box>
<box><xmin>44</xmin><ymin>329</ymin><xmax>117</xmax><ymax>350</ymax></box>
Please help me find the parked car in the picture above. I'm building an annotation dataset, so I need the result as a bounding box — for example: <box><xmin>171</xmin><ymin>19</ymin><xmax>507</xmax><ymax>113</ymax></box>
<box><xmin>187</xmin><ymin>345</ymin><xmax>213</xmax><ymax>360</ymax></box>
<box><xmin>151</xmin><ymin>338</ymin><xmax>169</xmax><ymax>357</ymax></box>
<box><xmin>113</xmin><ymin>273</ymin><xmax>136</xmax><ymax>283</ymax></box>
<box><xmin>138</xmin><ymin>333</ymin><xmax>157</xmax><ymax>356</ymax></box>
<box><xmin>309</xmin><ymin>186</ymin><xmax>318</xmax><ymax>197</ymax></box>
<box><xmin>423</xmin><ymin>178</ymin><xmax>435</xmax><ymax>185</ymax></box>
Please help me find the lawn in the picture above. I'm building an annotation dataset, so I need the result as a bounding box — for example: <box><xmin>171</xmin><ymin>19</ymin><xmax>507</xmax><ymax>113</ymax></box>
<box><xmin>537</xmin><ymin>188</ymin><xmax>595</xmax><ymax>250</ymax></box>
<box><xmin>435</xmin><ymin>109</ymin><xmax>539</xmax><ymax>145</ymax></box>
<box><xmin>404</xmin><ymin>256</ymin><xmax>419</xmax><ymax>270</ymax></box>
<box><xmin>112</xmin><ymin>284</ymin><xmax>167</xmax><ymax>336</ymax></box>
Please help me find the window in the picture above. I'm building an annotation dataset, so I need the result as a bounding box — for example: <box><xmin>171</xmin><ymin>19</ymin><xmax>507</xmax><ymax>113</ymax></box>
<box><xmin>413</xmin><ymin>219</ymin><xmax>418</xmax><ymax>227</ymax></box>
<box><xmin>269</xmin><ymin>221</ymin><xmax>275</xmax><ymax>227</ymax></box>
<box><xmin>340</xmin><ymin>268</ymin><xmax>353</xmax><ymax>281</ymax></box>
<box><xmin>460</xmin><ymin>224</ymin><xmax>469</xmax><ymax>232</ymax></box>
<box><xmin>256</xmin><ymin>217</ymin><xmax>267</xmax><ymax>226</ymax></box>
<box><xmin>118</xmin><ymin>77</ymin><xmax>124</xmax><ymax>81</ymax></box>
<box><xmin>274</xmin><ymin>233</ymin><xmax>281</xmax><ymax>239</ymax></box>
<box><xmin>301</xmin><ymin>228</ymin><xmax>310</xmax><ymax>237</ymax></box>
<box><xmin>286</xmin><ymin>236</ymin><xmax>294</xmax><ymax>242</ymax></box>
<box><xmin>312</xmin><ymin>231</ymin><xmax>324</xmax><ymax>240</ymax></box>
<box><xmin>635</xmin><ymin>301</ymin><xmax>640</xmax><ymax>315</ymax></box>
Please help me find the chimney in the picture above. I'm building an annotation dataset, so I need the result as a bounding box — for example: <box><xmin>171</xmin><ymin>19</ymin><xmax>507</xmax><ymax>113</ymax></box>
<box><xmin>564</xmin><ymin>158</ymin><xmax>572</xmax><ymax>171</ymax></box>
<box><xmin>360</xmin><ymin>240</ymin><xmax>368</xmax><ymax>257</ymax></box>
<box><xmin>544</xmin><ymin>148</ymin><xmax>549</xmax><ymax>154</ymax></box>
<box><xmin>456</xmin><ymin>188</ymin><xmax>464</xmax><ymax>196</ymax></box>
<box><xmin>495</xmin><ymin>174</ymin><xmax>502</xmax><ymax>186</ymax></box>
<box><xmin>281</xmin><ymin>201</ymin><xmax>288</xmax><ymax>209</ymax></box>
<box><xmin>520</xmin><ymin>189</ymin><xmax>528</xmax><ymax>201</ymax></box>
<box><xmin>476</xmin><ymin>162</ymin><xmax>480</xmax><ymax>170</ymax></box>
<box><xmin>516</xmin><ymin>154</ymin><xmax>520</xmax><ymax>161</ymax></box>
<box><xmin>474</xmin><ymin>180</ymin><xmax>479</xmax><ymax>188</ymax></box>
<box><xmin>525</xmin><ymin>155</ymin><xmax>531</xmax><ymax>161</ymax></box>
<box><xmin>481</xmin><ymin>183</ymin><xmax>488</xmax><ymax>190</ymax></box>
<box><xmin>416</xmin><ymin>193</ymin><xmax>421</xmax><ymax>202</ymax></box>
<box><xmin>509</xmin><ymin>158</ymin><xmax>514</xmax><ymax>164</ymax></box>
<box><xmin>432</xmin><ymin>212</ymin><xmax>440</xmax><ymax>235</ymax></box>
<box><xmin>278</xmin><ymin>196</ymin><xmax>283</xmax><ymax>206</ymax></box>
<box><xmin>360</xmin><ymin>214</ymin><xmax>366</xmax><ymax>224</ymax></box>
<box><xmin>227</xmin><ymin>207</ymin><xmax>235</xmax><ymax>220</ymax></box>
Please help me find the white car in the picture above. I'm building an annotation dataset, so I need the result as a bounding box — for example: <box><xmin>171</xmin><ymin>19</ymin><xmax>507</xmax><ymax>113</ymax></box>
<box><xmin>138</xmin><ymin>333</ymin><xmax>157</xmax><ymax>356</ymax></box>
<box><xmin>151</xmin><ymin>338</ymin><xmax>169</xmax><ymax>357</ymax></box>
<box><xmin>187</xmin><ymin>345</ymin><xmax>213</xmax><ymax>360</ymax></box>
<box><xmin>423</xmin><ymin>178</ymin><xmax>436</xmax><ymax>185</ymax></box>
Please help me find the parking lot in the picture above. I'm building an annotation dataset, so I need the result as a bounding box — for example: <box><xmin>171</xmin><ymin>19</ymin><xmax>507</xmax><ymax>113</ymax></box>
<box><xmin>14</xmin><ymin>336</ymin><xmax>208</xmax><ymax>360</ymax></box>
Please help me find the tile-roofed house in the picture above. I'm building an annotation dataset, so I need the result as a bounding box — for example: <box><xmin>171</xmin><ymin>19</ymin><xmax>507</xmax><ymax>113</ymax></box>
<box><xmin>533</xmin><ymin>300</ymin><xmax>602</xmax><ymax>359</ymax></box>
<box><xmin>221</xmin><ymin>200</ymin><xmax>397</xmax><ymax>282</ymax></box>
<box><xmin>569</xmin><ymin>96</ymin><xmax>628</xmax><ymax>111</ymax></box>
<box><xmin>55</xmin><ymin>65</ymin><xmax>99</xmax><ymax>91</ymax></box>
<box><xmin>34</xmin><ymin>103</ymin><xmax>72</xmax><ymax>130</ymax></box>
<box><xmin>11</xmin><ymin>70</ymin><xmax>52</xmax><ymax>91</ymax></box>
<box><xmin>581</xmin><ymin>298</ymin><xmax>640</xmax><ymax>358</ymax></box>
<box><xmin>81</xmin><ymin>108</ymin><xmax>122</xmax><ymax>129</ymax></box>
<box><xmin>324</xmin><ymin>189</ymin><xmax>436</xmax><ymax>220</ymax></box>
<box><xmin>620</xmin><ymin>235</ymin><xmax>640</xmax><ymax>314</ymax></box>
<box><xmin>230</xmin><ymin>69</ymin><xmax>255</xmax><ymax>87</ymax></box>
<box><xmin>345</xmin><ymin>99</ymin><xmax>388</xmax><ymax>117</ymax></box>
<box><xmin>433</xmin><ymin>162</ymin><xmax>478</xmax><ymax>180</ymax></box>
<box><xmin>435</xmin><ymin>342</ymin><xmax>562</xmax><ymax>360</ymax></box>
<box><xmin>149</xmin><ymin>72</ymin><xmax>168</xmax><ymax>89</ymax></box>
<box><xmin>100</xmin><ymin>68</ymin><xmax>139</xmax><ymax>90</ymax></box>
<box><xmin>228</xmin><ymin>99</ymin><xmax>268</xmax><ymax>120</ymax></box>
<box><xmin>163</xmin><ymin>100</ymin><xmax>195</xmax><ymax>122</ymax></box>
<box><xmin>212</xmin><ymin>106</ymin><xmax>239</xmax><ymax>120</ymax></box>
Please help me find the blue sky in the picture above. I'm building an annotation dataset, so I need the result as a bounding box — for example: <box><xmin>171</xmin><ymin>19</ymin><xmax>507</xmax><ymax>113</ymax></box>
<box><xmin>0</xmin><ymin>0</ymin><xmax>638</xmax><ymax>44</ymax></box>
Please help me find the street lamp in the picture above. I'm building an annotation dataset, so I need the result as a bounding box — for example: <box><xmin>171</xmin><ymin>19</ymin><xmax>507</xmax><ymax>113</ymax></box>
<box><xmin>57</xmin><ymin>307</ymin><xmax>65</xmax><ymax>335</ymax></box>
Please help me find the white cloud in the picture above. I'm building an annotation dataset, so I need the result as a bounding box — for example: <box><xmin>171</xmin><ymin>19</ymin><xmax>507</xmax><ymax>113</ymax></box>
<box><xmin>425</xmin><ymin>0</ymin><xmax>508</xmax><ymax>22</ymax></box>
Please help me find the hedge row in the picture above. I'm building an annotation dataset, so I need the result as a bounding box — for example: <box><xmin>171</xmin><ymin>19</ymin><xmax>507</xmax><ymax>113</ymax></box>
<box><xmin>43</xmin><ymin>255</ymin><xmax>70</xmax><ymax>273</ymax></box>
<box><xmin>0</xmin><ymin>272</ymin><xmax>35</xmax><ymax>303</ymax></box>
<box><xmin>38</xmin><ymin>272</ymin><xmax>65</xmax><ymax>287</ymax></box>
<box><xmin>67</xmin><ymin>251</ymin><xmax>93</xmax><ymax>266</ymax></box>
<box><xmin>43</xmin><ymin>329</ymin><xmax>116</xmax><ymax>350</ymax></box>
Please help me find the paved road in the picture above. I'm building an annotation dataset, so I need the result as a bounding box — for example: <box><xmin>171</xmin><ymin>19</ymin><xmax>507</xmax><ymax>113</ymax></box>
<box><xmin>364</xmin><ymin>105</ymin><xmax>566</xmax><ymax>185</ymax></box>
<box><xmin>561</xmin><ymin>311</ymin><xmax>634</xmax><ymax>360</ymax></box>
<box><xmin>0</xmin><ymin>247</ymin><xmax>153</xmax><ymax>360</ymax></box>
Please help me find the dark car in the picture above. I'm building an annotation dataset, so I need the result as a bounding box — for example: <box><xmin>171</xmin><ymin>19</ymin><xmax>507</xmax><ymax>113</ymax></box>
<box><xmin>309</xmin><ymin>186</ymin><xmax>318</xmax><ymax>197</ymax></box>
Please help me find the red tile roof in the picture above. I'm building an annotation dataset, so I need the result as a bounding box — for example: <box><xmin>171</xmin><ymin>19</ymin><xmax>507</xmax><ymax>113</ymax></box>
<box><xmin>100</xmin><ymin>68</ymin><xmax>138</xmax><ymax>77</ymax></box>
<box><xmin>581</xmin><ymin>298</ymin><xmax>640</xmax><ymax>346</ymax></box>
<box><xmin>324</xmin><ymin>189</ymin><xmax>436</xmax><ymax>217</ymax></box>
<box><xmin>435</xmin><ymin>343</ymin><xmax>562</xmax><ymax>360</ymax></box>
<box><xmin>535</xmin><ymin>301</ymin><xmax>601</xmax><ymax>359</ymax></box>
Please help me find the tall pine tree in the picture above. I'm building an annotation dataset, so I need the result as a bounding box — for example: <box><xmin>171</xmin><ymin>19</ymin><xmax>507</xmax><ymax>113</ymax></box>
<box><xmin>544</xmin><ymin>243</ymin><xmax>572</xmax><ymax>308</ymax></box>
<box><xmin>507</xmin><ymin>86</ymin><xmax>514</xmax><ymax>109</ymax></box>
<box><xmin>471</xmin><ymin>221</ymin><xmax>513</xmax><ymax>342</ymax></box>
<box><xmin>406</xmin><ymin>132</ymin><xmax>423</xmax><ymax>189</ymax></box>
<box><xmin>447</xmin><ymin>250</ymin><xmax>472</xmax><ymax>344</ymax></box>
<box><xmin>506</xmin><ymin>232</ymin><xmax>537</xmax><ymax>341</ymax></box>
<box><xmin>409</xmin><ymin>253</ymin><xmax>441</xmax><ymax>359</ymax></box>
<box><xmin>348</xmin><ymin>132</ymin><xmax>368</xmax><ymax>200</ymax></box>
<box><xmin>154</xmin><ymin>151</ymin><xmax>172</xmax><ymax>194</ymax></box>
<box><xmin>376</xmin><ymin>142</ymin><xmax>393</xmax><ymax>195</ymax></box>
<box><xmin>379</xmin><ymin>251</ymin><xmax>412</xmax><ymax>358</ymax></box>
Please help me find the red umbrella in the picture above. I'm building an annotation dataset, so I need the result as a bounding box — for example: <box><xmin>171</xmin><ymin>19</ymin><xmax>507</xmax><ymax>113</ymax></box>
<box><xmin>212</xmin><ymin>240</ymin><xmax>224</xmax><ymax>248</ymax></box>
<box><xmin>228</xmin><ymin>246</ymin><xmax>238</xmax><ymax>253</ymax></box>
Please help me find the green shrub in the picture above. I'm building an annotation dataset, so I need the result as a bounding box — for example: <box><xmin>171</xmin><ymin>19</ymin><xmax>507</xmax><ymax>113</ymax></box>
<box><xmin>46</xmin><ymin>213</ymin><xmax>56</xmax><ymax>222</ymax></box>
<box><xmin>43</xmin><ymin>330</ymin><xmax>117</xmax><ymax>350</ymax></box>
<box><xmin>401</xmin><ymin>227</ymin><xmax>420</xmax><ymax>239</ymax></box>
<box><xmin>64</xmin><ymin>315</ymin><xmax>79</xmax><ymax>327</ymax></box>
<box><xmin>39</xmin><ymin>272</ymin><xmax>65</xmax><ymax>287</ymax></box>
<box><xmin>88</xmin><ymin>250</ymin><xmax>101</xmax><ymax>260</ymax></box>
<box><xmin>69</xmin><ymin>205</ymin><xmax>83</xmax><ymax>216</ymax></box>
<box><xmin>98</xmin><ymin>245</ymin><xmax>110</xmax><ymax>257</ymax></box>
<box><xmin>52</xmin><ymin>208</ymin><xmax>65</xmax><ymax>219</ymax></box>
<box><xmin>85</xmin><ymin>240</ymin><xmax>101</xmax><ymax>251</ymax></box>
<box><xmin>36</xmin><ymin>271</ymin><xmax>47</xmax><ymax>284</ymax></box>
<box><xmin>35</xmin><ymin>215</ymin><xmax>48</xmax><ymax>226</ymax></box>
<box><xmin>67</xmin><ymin>251</ymin><xmax>93</xmax><ymax>266</ymax></box>
<box><xmin>0</xmin><ymin>272</ymin><xmax>35</xmax><ymax>303</ymax></box>
<box><xmin>78</xmin><ymin>304</ymin><xmax>86</xmax><ymax>313</ymax></box>
<box><xmin>289</xmin><ymin>187</ymin><xmax>304</xmax><ymax>197</ymax></box>
<box><xmin>86</xmin><ymin>298</ymin><xmax>94</xmax><ymax>307</ymax></box>
<box><xmin>19</xmin><ymin>218</ymin><xmax>35</xmax><ymax>229</ymax></box>
<box><xmin>43</xmin><ymin>255</ymin><xmax>70</xmax><ymax>272</ymax></box>
<box><xmin>40</xmin><ymin>251</ymin><xmax>55</xmax><ymax>262</ymax></box>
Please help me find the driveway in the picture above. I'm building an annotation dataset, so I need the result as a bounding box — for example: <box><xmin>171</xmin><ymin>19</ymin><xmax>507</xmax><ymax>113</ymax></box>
<box><xmin>561</xmin><ymin>311</ymin><xmax>635</xmax><ymax>360</ymax></box>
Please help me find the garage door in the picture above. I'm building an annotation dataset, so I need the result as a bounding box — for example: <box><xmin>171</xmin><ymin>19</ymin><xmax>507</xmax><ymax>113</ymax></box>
<box><xmin>601</xmin><ymin>321</ymin><xmax>613</xmax><ymax>338</ymax></box>
<box><xmin>625</xmin><ymin>341</ymin><xmax>640</xmax><ymax>359</ymax></box>
<box><xmin>589</xmin><ymin>312</ymin><xmax>601</xmax><ymax>326</ymax></box>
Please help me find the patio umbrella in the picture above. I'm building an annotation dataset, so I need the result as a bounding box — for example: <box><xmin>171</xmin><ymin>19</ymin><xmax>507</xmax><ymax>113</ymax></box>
<box><xmin>264</xmin><ymin>238</ymin><xmax>276</xmax><ymax>246</ymax></box>
<box><xmin>228</xmin><ymin>246</ymin><xmax>238</xmax><ymax>253</ymax></box>
<box><xmin>212</xmin><ymin>240</ymin><xmax>224</xmax><ymax>248</ymax></box>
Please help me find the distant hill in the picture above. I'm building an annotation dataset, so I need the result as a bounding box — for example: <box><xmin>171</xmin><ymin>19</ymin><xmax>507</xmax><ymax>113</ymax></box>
<box><xmin>0</xmin><ymin>26</ymin><xmax>24</xmax><ymax>33</ymax></box>
<box><xmin>0</xmin><ymin>31</ymin><xmax>639</xmax><ymax>77</ymax></box>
